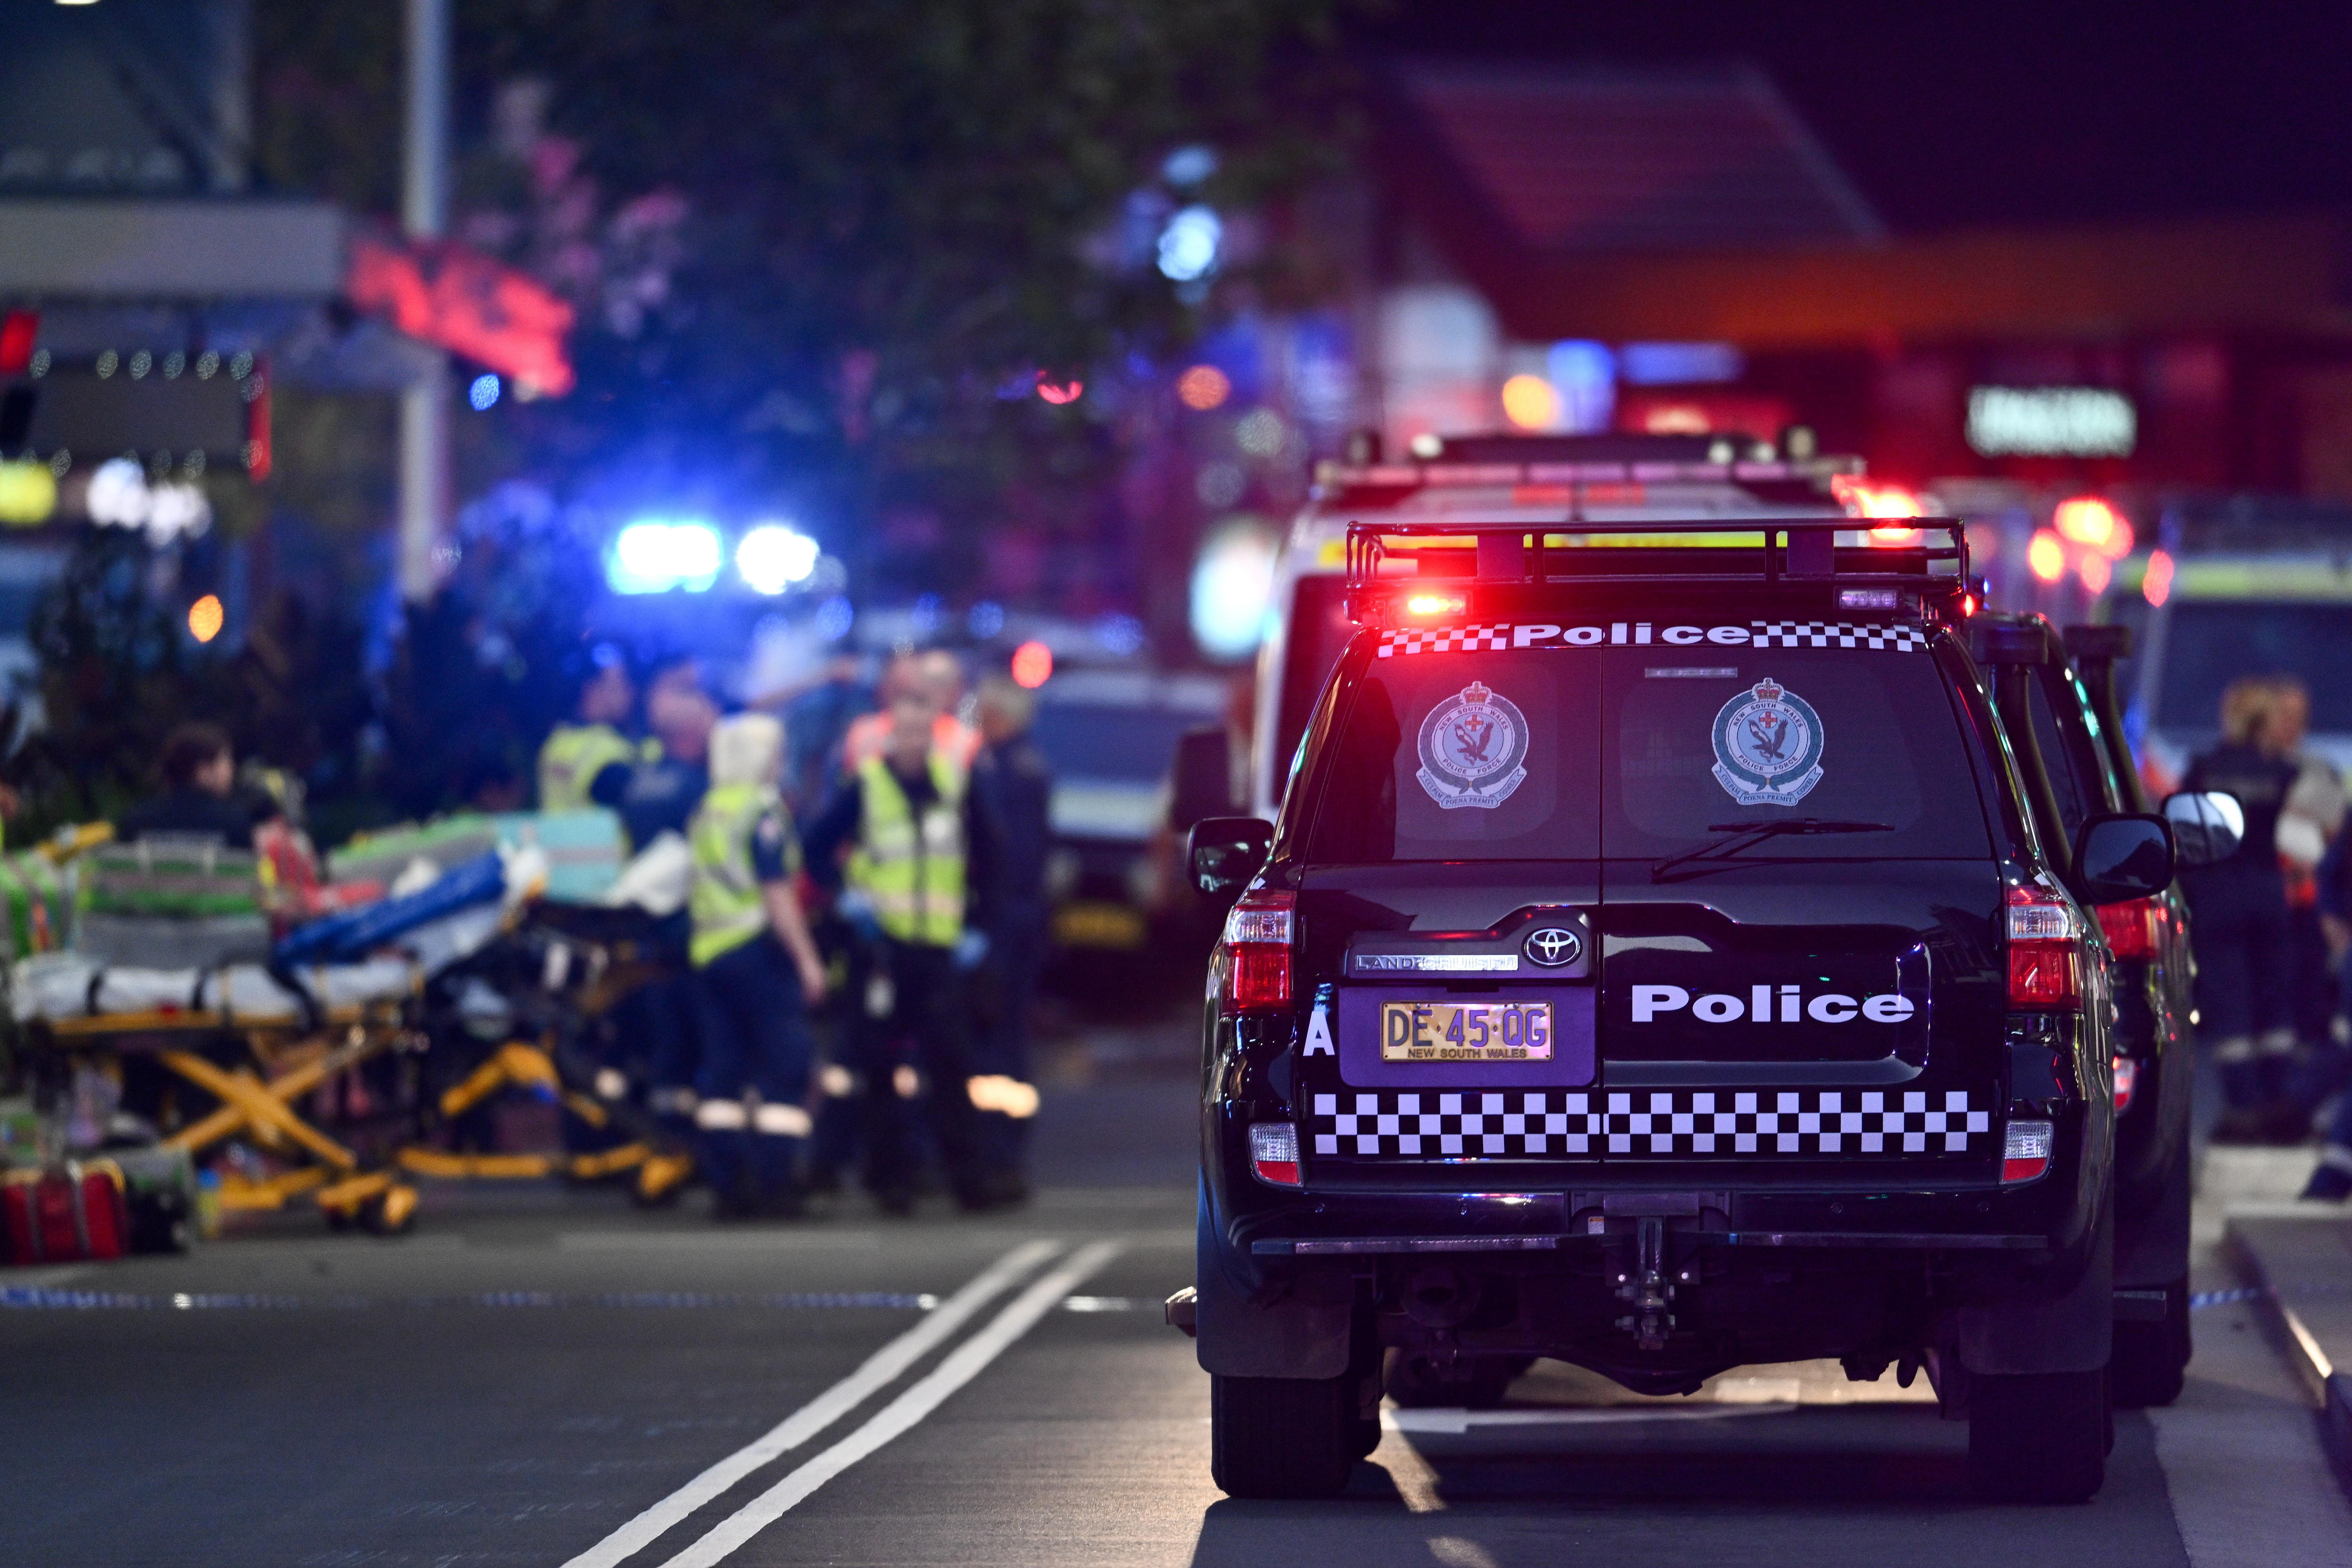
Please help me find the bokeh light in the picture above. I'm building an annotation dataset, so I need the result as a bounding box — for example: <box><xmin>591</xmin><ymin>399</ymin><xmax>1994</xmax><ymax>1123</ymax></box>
<box><xmin>1501</xmin><ymin>373</ymin><xmax>1562</xmax><ymax>430</ymax></box>
<box><xmin>736</xmin><ymin>523</ymin><xmax>820</xmax><ymax>594</ymax></box>
<box><xmin>187</xmin><ymin>594</ymin><xmax>224</xmax><ymax>644</ymax></box>
<box><xmin>2027</xmin><ymin>529</ymin><xmax>2066</xmax><ymax>583</ymax></box>
<box><xmin>1176</xmin><ymin>365</ymin><xmax>1230</xmax><ymax>410</ymax></box>
<box><xmin>1190</xmin><ymin>524</ymin><xmax>1276</xmax><ymax>661</ymax></box>
<box><xmin>2053</xmin><ymin>495</ymin><xmax>2131</xmax><ymax>557</ymax></box>
<box><xmin>468</xmin><ymin>373</ymin><xmax>502</xmax><ymax>411</ymax></box>
<box><xmin>2143</xmin><ymin>549</ymin><xmax>2175</xmax><ymax>607</ymax></box>
<box><xmin>0</xmin><ymin>462</ymin><xmax>57</xmax><ymax>525</ymax></box>
<box><xmin>1009</xmin><ymin>640</ymin><xmax>1054</xmax><ymax>689</ymax></box>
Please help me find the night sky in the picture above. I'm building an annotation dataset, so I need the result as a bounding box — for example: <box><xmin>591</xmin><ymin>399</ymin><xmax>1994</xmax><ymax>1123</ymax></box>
<box><xmin>1367</xmin><ymin>1</ymin><xmax>2352</xmax><ymax>232</ymax></box>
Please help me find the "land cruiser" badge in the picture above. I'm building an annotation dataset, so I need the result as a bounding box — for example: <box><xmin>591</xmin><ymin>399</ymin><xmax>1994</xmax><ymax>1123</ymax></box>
<box><xmin>1711</xmin><ymin>676</ymin><xmax>1825</xmax><ymax>806</ymax></box>
<box><xmin>1416</xmin><ymin>681</ymin><xmax>1530</xmax><ymax>810</ymax></box>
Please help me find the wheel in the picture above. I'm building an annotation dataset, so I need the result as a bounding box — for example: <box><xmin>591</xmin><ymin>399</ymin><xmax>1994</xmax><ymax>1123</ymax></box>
<box><xmin>1385</xmin><ymin>1352</ymin><xmax>1527</xmax><ymax>1409</ymax></box>
<box><xmin>1968</xmin><ymin>1368</ymin><xmax>2109</xmax><ymax>1503</ymax></box>
<box><xmin>1209</xmin><ymin>1374</ymin><xmax>1359</xmax><ymax>1498</ymax></box>
<box><xmin>2110</xmin><ymin>1276</ymin><xmax>2190</xmax><ymax>1409</ymax></box>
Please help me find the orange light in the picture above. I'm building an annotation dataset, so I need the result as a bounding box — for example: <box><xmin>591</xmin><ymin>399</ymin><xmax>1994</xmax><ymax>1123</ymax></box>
<box><xmin>1009</xmin><ymin>640</ymin><xmax>1053</xmax><ymax>689</ymax></box>
<box><xmin>187</xmin><ymin>594</ymin><xmax>223</xmax><ymax>643</ymax></box>
<box><xmin>1500</xmin><ymin>373</ymin><xmax>1561</xmax><ymax>430</ymax></box>
<box><xmin>1405</xmin><ymin>593</ymin><xmax>1466</xmax><ymax>617</ymax></box>
<box><xmin>1176</xmin><ymin>365</ymin><xmax>1230</xmax><ymax>411</ymax></box>
<box><xmin>1868</xmin><ymin>525</ymin><xmax>1923</xmax><ymax>545</ymax></box>
<box><xmin>2053</xmin><ymin>495</ymin><xmax>2132</xmax><ymax>557</ymax></box>
<box><xmin>2079</xmin><ymin>552</ymin><xmax>2112</xmax><ymax>594</ymax></box>
<box><xmin>1962</xmin><ymin>593</ymin><xmax>1980</xmax><ymax>617</ymax></box>
<box><xmin>2144</xmin><ymin>549</ymin><xmax>2174</xmax><ymax>608</ymax></box>
<box><xmin>1035</xmin><ymin>376</ymin><xmax>1083</xmax><ymax>405</ymax></box>
<box><xmin>2027</xmin><ymin>529</ymin><xmax>2066</xmax><ymax>584</ymax></box>
<box><xmin>1831</xmin><ymin>474</ymin><xmax>1925</xmax><ymax>520</ymax></box>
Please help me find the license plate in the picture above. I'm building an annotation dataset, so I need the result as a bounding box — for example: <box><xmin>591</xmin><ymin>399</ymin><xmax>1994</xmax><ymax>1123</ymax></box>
<box><xmin>1379</xmin><ymin>1000</ymin><xmax>1553</xmax><ymax>1063</ymax></box>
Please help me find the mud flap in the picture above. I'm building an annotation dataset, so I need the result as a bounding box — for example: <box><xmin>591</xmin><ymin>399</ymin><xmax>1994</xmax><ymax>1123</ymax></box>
<box><xmin>2116</xmin><ymin>1140</ymin><xmax>2191</xmax><ymax>1290</ymax></box>
<box><xmin>1195</xmin><ymin>1182</ymin><xmax>1354</xmax><ymax>1378</ymax></box>
<box><xmin>1958</xmin><ymin>1207</ymin><xmax>2113</xmax><ymax>1376</ymax></box>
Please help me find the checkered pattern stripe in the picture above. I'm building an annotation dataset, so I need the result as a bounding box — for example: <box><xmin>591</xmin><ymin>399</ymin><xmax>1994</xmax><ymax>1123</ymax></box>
<box><xmin>1308</xmin><ymin>1089</ymin><xmax>1988</xmax><ymax>1158</ymax></box>
<box><xmin>1747</xmin><ymin>621</ymin><xmax>1926</xmax><ymax>652</ymax></box>
<box><xmin>1376</xmin><ymin>624</ymin><xmax>1514</xmax><ymax>657</ymax></box>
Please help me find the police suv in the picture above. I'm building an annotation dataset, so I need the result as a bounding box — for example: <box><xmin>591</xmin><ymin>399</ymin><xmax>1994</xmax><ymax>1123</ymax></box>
<box><xmin>1176</xmin><ymin>515</ymin><xmax>2196</xmax><ymax>1504</ymax></box>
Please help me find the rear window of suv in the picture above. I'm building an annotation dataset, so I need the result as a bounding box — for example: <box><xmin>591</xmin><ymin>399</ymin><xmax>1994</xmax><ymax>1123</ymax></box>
<box><xmin>1303</xmin><ymin>625</ymin><xmax>1992</xmax><ymax>863</ymax></box>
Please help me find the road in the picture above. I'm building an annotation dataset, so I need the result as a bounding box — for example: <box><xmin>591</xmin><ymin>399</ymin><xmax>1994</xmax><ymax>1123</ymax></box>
<box><xmin>2</xmin><ymin>1007</ymin><xmax>2348</xmax><ymax>1568</ymax></box>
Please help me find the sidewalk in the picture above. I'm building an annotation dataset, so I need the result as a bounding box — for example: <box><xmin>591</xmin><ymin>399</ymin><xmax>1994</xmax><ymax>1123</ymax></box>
<box><xmin>2218</xmin><ymin>1146</ymin><xmax>2352</xmax><ymax>1495</ymax></box>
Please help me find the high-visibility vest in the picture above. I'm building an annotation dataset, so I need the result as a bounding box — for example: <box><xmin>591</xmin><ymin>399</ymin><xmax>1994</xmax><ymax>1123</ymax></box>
<box><xmin>688</xmin><ymin>781</ymin><xmax>780</xmax><ymax>967</ymax></box>
<box><xmin>847</xmin><ymin>754</ymin><xmax>966</xmax><ymax>947</ymax></box>
<box><xmin>538</xmin><ymin>724</ymin><xmax>644</xmax><ymax>813</ymax></box>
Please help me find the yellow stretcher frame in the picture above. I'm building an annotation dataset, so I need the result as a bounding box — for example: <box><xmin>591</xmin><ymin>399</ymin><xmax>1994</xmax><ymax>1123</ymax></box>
<box><xmin>36</xmin><ymin>1002</ymin><xmax>426</xmax><ymax>1233</ymax></box>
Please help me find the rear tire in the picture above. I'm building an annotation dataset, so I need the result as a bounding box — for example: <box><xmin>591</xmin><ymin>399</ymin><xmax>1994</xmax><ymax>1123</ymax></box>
<box><xmin>1968</xmin><ymin>1368</ymin><xmax>2109</xmax><ymax>1503</ymax></box>
<box><xmin>2110</xmin><ymin>1276</ymin><xmax>2191</xmax><ymax>1409</ymax></box>
<box><xmin>1210</xmin><ymin>1374</ymin><xmax>1359</xmax><ymax>1498</ymax></box>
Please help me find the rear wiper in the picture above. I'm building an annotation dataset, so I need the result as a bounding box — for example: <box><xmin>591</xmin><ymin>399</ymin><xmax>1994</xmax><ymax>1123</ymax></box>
<box><xmin>1651</xmin><ymin>818</ymin><xmax>1895</xmax><ymax>882</ymax></box>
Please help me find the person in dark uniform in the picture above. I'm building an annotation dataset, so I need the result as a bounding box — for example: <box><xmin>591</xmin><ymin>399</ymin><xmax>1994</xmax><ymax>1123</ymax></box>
<box><xmin>968</xmin><ymin>674</ymin><xmax>1051</xmax><ymax>1170</ymax></box>
<box><xmin>597</xmin><ymin>657</ymin><xmax>719</xmax><ymax>1145</ymax></box>
<box><xmin>118</xmin><ymin>724</ymin><xmax>273</xmax><ymax>849</ymax></box>
<box><xmin>2183</xmin><ymin>677</ymin><xmax>2304</xmax><ymax>1142</ymax></box>
<box><xmin>801</xmin><ymin>686</ymin><xmax>1018</xmax><ymax>1213</ymax></box>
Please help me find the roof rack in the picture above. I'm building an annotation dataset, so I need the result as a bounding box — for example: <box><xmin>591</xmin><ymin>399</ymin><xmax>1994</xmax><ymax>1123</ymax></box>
<box><xmin>1343</xmin><ymin>516</ymin><xmax>1970</xmax><ymax>625</ymax></box>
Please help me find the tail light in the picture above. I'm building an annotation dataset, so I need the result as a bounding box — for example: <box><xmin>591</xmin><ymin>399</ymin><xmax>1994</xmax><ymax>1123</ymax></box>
<box><xmin>2005</xmin><ymin>885</ymin><xmax>2082</xmax><ymax>1009</ymax></box>
<box><xmin>1220</xmin><ymin>890</ymin><xmax>1296</xmax><ymax>1012</ymax></box>
<box><xmin>2002</xmin><ymin>1119</ymin><xmax>2053</xmax><ymax>1184</ymax></box>
<box><xmin>1249</xmin><ymin>1122</ymin><xmax>1302</xmax><ymax>1186</ymax></box>
<box><xmin>2096</xmin><ymin>897</ymin><xmax>2162</xmax><ymax>961</ymax></box>
<box><xmin>2112</xmin><ymin>1055</ymin><xmax>2138</xmax><ymax>1115</ymax></box>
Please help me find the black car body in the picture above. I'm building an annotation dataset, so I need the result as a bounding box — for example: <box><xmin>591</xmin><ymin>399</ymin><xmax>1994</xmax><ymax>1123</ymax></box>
<box><xmin>1180</xmin><ymin>518</ymin><xmax>2180</xmax><ymax>1504</ymax></box>
<box><xmin>1967</xmin><ymin>615</ymin><xmax>2198</xmax><ymax>1405</ymax></box>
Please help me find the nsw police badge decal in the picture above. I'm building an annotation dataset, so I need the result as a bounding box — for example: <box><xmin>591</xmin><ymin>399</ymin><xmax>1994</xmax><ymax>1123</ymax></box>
<box><xmin>1416</xmin><ymin>681</ymin><xmax>1529</xmax><ymax>810</ymax></box>
<box><xmin>1710</xmin><ymin>677</ymin><xmax>1825</xmax><ymax>806</ymax></box>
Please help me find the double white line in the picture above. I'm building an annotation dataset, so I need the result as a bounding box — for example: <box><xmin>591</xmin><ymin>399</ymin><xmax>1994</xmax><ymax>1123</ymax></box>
<box><xmin>563</xmin><ymin>1237</ymin><xmax>1121</xmax><ymax>1568</ymax></box>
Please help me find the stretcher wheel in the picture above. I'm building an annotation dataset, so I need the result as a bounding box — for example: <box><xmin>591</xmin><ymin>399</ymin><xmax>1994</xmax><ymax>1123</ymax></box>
<box><xmin>632</xmin><ymin>1152</ymin><xmax>695</xmax><ymax>1207</ymax></box>
<box><xmin>363</xmin><ymin>1185</ymin><xmax>420</xmax><ymax>1236</ymax></box>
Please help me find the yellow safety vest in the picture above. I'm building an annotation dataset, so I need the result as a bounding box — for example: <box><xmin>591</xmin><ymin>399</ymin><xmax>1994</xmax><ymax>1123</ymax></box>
<box><xmin>689</xmin><ymin>781</ymin><xmax>787</xmax><ymax>967</ymax></box>
<box><xmin>847</xmin><ymin>754</ymin><xmax>966</xmax><ymax>947</ymax></box>
<box><xmin>538</xmin><ymin>724</ymin><xmax>644</xmax><ymax>813</ymax></box>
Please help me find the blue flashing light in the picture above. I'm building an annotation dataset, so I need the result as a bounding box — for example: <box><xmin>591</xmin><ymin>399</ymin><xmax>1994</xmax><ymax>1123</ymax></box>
<box><xmin>1157</xmin><ymin>206</ymin><xmax>1221</xmax><ymax>282</ymax></box>
<box><xmin>736</xmin><ymin>523</ymin><xmax>820</xmax><ymax>595</ymax></box>
<box><xmin>609</xmin><ymin>521</ymin><xmax>722</xmax><ymax>594</ymax></box>
<box><xmin>468</xmin><ymin>373</ymin><xmax>502</xmax><ymax>411</ymax></box>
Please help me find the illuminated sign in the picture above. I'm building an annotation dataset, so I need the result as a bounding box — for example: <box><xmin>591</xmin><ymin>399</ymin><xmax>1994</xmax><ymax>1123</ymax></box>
<box><xmin>347</xmin><ymin>234</ymin><xmax>576</xmax><ymax>397</ymax></box>
<box><xmin>1967</xmin><ymin>386</ymin><xmax>2136</xmax><ymax>458</ymax></box>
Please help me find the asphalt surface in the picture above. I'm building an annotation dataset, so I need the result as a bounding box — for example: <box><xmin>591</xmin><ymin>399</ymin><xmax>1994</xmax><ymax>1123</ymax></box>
<box><xmin>3</xmin><ymin>1008</ymin><xmax>2349</xmax><ymax>1568</ymax></box>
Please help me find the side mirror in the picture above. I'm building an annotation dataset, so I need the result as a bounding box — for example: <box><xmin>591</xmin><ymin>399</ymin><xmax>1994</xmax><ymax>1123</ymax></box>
<box><xmin>2073</xmin><ymin>813</ymin><xmax>2175</xmax><ymax>904</ymax></box>
<box><xmin>1169</xmin><ymin>726</ymin><xmax>1236</xmax><ymax>831</ymax></box>
<box><xmin>1188</xmin><ymin>816</ymin><xmax>1273</xmax><ymax>899</ymax></box>
<box><xmin>2163</xmin><ymin>790</ymin><xmax>2244</xmax><ymax>868</ymax></box>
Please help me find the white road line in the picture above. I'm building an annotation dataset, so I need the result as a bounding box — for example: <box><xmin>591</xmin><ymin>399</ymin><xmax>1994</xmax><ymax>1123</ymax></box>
<box><xmin>658</xmin><ymin>1239</ymin><xmax>1124</xmax><ymax>1568</ymax></box>
<box><xmin>559</xmin><ymin>1238</ymin><xmax>1062</xmax><ymax>1568</ymax></box>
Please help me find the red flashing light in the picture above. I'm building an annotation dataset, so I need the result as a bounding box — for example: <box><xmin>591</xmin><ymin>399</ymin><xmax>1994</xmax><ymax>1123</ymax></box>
<box><xmin>0</xmin><ymin>311</ymin><xmax>36</xmax><ymax>375</ymax></box>
<box><xmin>1036</xmin><ymin>375</ymin><xmax>1083</xmax><ymax>405</ymax></box>
<box><xmin>1832</xmin><ymin>474</ymin><xmax>1925</xmax><ymax>521</ymax></box>
<box><xmin>1009</xmin><ymin>640</ymin><xmax>1053</xmax><ymax>689</ymax></box>
<box><xmin>2006</xmin><ymin>884</ymin><xmax>2082</xmax><ymax>1010</ymax></box>
<box><xmin>1222</xmin><ymin>890</ymin><xmax>1295</xmax><ymax>1012</ymax></box>
<box><xmin>1249</xmin><ymin>1122</ymin><xmax>1302</xmax><ymax>1186</ymax></box>
<box><xmin>1404</xmin><ymin>592</ymin><xmax>1466</xmax><ymax>618</ymax></box>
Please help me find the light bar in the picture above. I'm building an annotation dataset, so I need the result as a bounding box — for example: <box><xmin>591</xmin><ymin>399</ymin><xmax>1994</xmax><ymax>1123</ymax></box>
<box><xmin>609</xmin><ymin>521</ymin><xmax>722</xmax><ymax>594</ymax></box>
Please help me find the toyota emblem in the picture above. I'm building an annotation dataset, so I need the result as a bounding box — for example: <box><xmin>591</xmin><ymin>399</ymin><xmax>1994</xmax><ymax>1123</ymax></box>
<box><xmin>1524</xmin><ymin>927</ymin><xmax>1581</xmax><ymax>967</ymax></box>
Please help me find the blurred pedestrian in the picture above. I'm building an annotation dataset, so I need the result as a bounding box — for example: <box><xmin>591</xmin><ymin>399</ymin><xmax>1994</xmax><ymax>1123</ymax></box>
<box><xmin>2183</xmin><ymin>677</ymin><xmax>2304</xmax><ymax>1143</ymax></box>
<box><xmin>687</xmin><ymin>714</ymin><xmax>829</xmax><ymax>1218</ymax></box>
<box><xmin>841</xmin><ymin>649</ymin><xmax>981</xmax><ymax>772</ymax></box>
<box><xmin>802</xmin><ymin>685</ymin><xmax>1018</xmax><ymax>1213</ymax></box>
<box><xmin>538</xmin><ymin>645</ymin><xmax>644</xmax><ymax>812</ymax></box>
<box><xmin>118</xmin><ymin>723</ymin><xmax>274</xmax><ymax>850</ymax></box>
<box><xmin>969</xmin><ymin>674</ymin><xmax>1052</xmax><ymax>1170</ymax></box>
